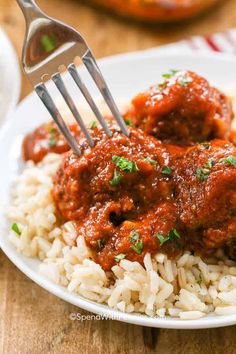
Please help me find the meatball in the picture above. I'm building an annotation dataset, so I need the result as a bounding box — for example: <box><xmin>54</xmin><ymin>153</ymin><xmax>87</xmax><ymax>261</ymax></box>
<box><xmin>22</xmin><ymin>122</ymin><xmax>82</xmax><ymax>163</ymax></box>
<box><xmin>75</xmin><ymin>200</ymin><xmax>180</xmax><ymax>270</ymax></box>
<box><xmin>52</xmin><ymin>127</ymin><xmax>173</xmax><ymax>221</ymax></box>
<box><xmin>125</xmin><ymin>70</ymin><xmax>233</xmax><ymax>145</ymax></box>
<box><xmin>22</xmin><ymin>118</ymin><xmax>118</xmax><ymax>163</ymax></box>
<box><xmin>173</xmin><ymin>139</ymin><xmax>236</xmax><ymax>251</ymax></box>
<box><xmin>52</xmin><ymin>127</ymin><xmax>183</xmax><ymax>269</ymax></box>
<box><xmin>95</xmin><ymin>202</ymin><xmax>181</xmax><ymax>271</ymax></box>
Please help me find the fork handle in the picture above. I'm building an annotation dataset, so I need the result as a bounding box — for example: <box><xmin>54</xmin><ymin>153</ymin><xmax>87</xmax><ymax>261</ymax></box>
<box><xmin>16</xmin><ymin>0</ymin><xmax>45</xmax><ymax>21</ymax></box>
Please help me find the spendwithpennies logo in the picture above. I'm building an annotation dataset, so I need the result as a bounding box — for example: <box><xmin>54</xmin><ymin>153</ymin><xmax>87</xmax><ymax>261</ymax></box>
<box><xmin>69</xmin><ymin>312</ymin><xmax>123</xmax><ymax>321</ymax></box>
<box><xmin>69</xmin><ymin>313</ymin><xmax>77</xmax><ymax>321</ymax></box>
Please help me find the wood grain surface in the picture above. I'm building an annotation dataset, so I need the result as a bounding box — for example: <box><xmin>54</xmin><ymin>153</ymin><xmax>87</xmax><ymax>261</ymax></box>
<box><xmin>1</xmin><ymin>0</ymin><xmax>236</xmax><ymax>353</ymax></box>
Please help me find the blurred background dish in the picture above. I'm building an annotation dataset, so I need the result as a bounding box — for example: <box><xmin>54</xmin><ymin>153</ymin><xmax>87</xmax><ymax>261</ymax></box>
<box><xmin>88</xmin><ymin>0</ymin><xmax>223</xmax><ymax>22</ymax></box>
<box><xmin>1</xmin><ymin>0</ymin><xmax>235</xmax><ymax>101</ymax></box>
<box><xmin>0</xmin><ymin>28</ymin><xmax>21</xmax><ymax>126</ymax></box>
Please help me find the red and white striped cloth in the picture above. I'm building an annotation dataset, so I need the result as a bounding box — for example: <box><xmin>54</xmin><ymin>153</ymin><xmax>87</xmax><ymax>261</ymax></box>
<box><xmin>160</xmin><ymin>28</ymin><xmax>236</xmax><ymax>54</ymax></box>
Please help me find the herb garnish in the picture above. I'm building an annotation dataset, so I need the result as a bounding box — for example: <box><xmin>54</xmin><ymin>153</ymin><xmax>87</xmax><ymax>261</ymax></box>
<box><xmin>158</xmin><ymin>70</ymin><xmax>192</xmax><ymax>90</ymax></box>
<box><xmin>110</xmin><ymin>169</ymin><xmax>122</xmax><ymax>186</ymax></box>
<box><xmin>48</xmin><ymin>127</ymin><xmax>58</xmax><ymax>147</ymax></box>
<box><xmin>178</xmin><ymin>75</ymin><xmax>193</xmax><ymax>87</ymax></box>
<box><xmin>158</xmin><ymin>69</ymin><xmax>179</xmax><ymax>91</ymax></box>
<box><xmin>112</xmin><ymin>156</ymin><xmax>139</xmax><ymax>172</ymax></box>
<box><xmin>205</xmin><ymin>159</ymin><xmax>213</xmax><ymax>169</ymax></box>
<box><xmin>129</xmin><ymin>229</ymin><xmax>143</xmax><ymax>254</ymax></box>
<box><xmin>156</xmin><ymin>228</ymin><xmax>181</xmax><ymax>246</ymax></box>
<box><xmin>49</xmin><ymin>127</ymin><xmax>57</xmax><ymax>134</ymax></box>
<box><xmin>222</xmin><ymin>156</ymin><xmax>236</xmax><ymax>166</ymax></box>
<box><xmin>195</xmin><ymin>169</ymin><xmax>209</xmax><ymax>181</ymax></box>
<box><xmin>195</xmin><ymin>156</ymin><xmax>236</xmax><ymax>181</ymax></box>
<box><xmin>144</xmin><ymin>157</ymin><xmax>158</xmax><ymax>166</ymax></box>
<box><xmin>115</xmin><ymin>253</ymin><xmax>126</xmax><ymax>262</ymax></box>
<box><xmin>195</xmin><ymin>159</ymin><xmax>214</xmax><ymax>181</ymax></box>
<box><xmin>131</xmin><ymin>241</ymin><xmax>144</xmax><ymax>255</ymax></box>
<box><xmin>161</xmin><ymin>166</ymin><xmax>172</xmax><ymax>175</ymax></box>
<box><xmin>90</xmin><ymin>120</ymin><xmax>97</xmax><ymax>129</ymax></box>
<box><xmin>124</xmin><ymin>118</ymin><xmax>134</xmax><ymax>127</ymax></box>
<box><xmin>98</xmin><ymin>239</ymin><xmax>106</xmax><ymax>249</ymax></box>
<box><xmin>162</xmin><ymin>69</ymin><xmax>179</xmax><ymax>79</ymax></box>
<box><xmin>11</xmin><ymin>223</ymin><xmax>21</xmax><ymax>236</ymax></box>
<box><xmin>129</xmin><ymin>229</ymin><xmax>140</xmax><ymax>243</ymax></box>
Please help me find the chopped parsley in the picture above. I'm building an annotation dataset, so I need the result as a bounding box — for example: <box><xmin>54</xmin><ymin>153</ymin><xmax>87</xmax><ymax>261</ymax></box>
<box><xmin>131</xmin><ymin>241</ymin><xmax>144</xmax><ymax>255</ymax></box>
<box><xmin>144</xmin><ymin>157</ymin><xmax>158</xmax><ymax>166</ymax></box>
<box><xmin>158</xmin><ymin>69</ymin><xmax>179</xmax><ymax>91</ymax></box>
<box><xmin>162</xmin><ymin>69</ymin><xmax>179</xmax><ymax>79</ymax></box>
<box><xmin>124</xmin><ymin>118</ymin><xmax>134</xmax><ymax>127</ymax></box>
<box><xmin>48</xmin><ymin>126</ymin><xmax>58</xmax><ymax>147</ymax></box>
<box><xmin>98</xmin><ymin>239</ymin><xmax>106</xmax><ymax>249</ymax></box>
<box><xmin>178</xmin><ymin>75</ymin><xmax>193</xmax><ymax>87</ymax></box>
<box><xmin>90</xmin><ymin>120</ymin><xmax>97</xmax><ymax>129</ymax></box>
<box><xmin>115</xmin><ymin>253</ymin><xmax>126</xmax><ymax>262</ymax></box>
<box><xmin>195</xmin><ymin>156</ymin><xmax>236</xmax><ymax>182</ymax></box>
<box><xmin>49</xmin><ymin>127</ymin><xmax>57</xmax><ymax>134</ymax></box>
<box><xmin>129</xmin><ymin>229</ymin><xmax>140</xmax><ymax>243</ymax></box>
<box><xmin>222</xmin><ymin>156</ymin><xmax>236</xmax><ymax>166</ymax></box>
<box><xmin>129</xmin><ymin>229</ymin><xmax>143</xmax><ymax>254</ymax></box>
<box><xmin>112</xmin><ymin>155</ymin><xmax>139</xmax><ymax>173</ymax></box>
<box><xmin>205</xmin><ymin>159</ymin><xmax>213</xmax><ymax>169</ymax></box>
<box><xmin>11</xmin><ymin>223</ymin><xmax>21</xmax><ymax>236</ymax></box>
<box><xmin>195</xmin><ymin>159</ymin><xmax>214</xmax><ymax>181</ymax></box>
<box><xmin>110</xmin><ymin>169</ymin><xmax>122</xmax><ymax>186</ymax></box>
<box><xmin>158</xmin><ymin>70</ymin><xmax>192</xmax><ymax>90</ymax></box>
<box><xmin>195</xmin><ymin>169</ymin><xmax>210</xmax><ymax>181</ymax></box>
<box><xmin>161</xmin><ymin>166</ymin><xmax>172</xmax><ymax>175</ymax></box>
<box><xmin>156</xmin><ymin>228</ymin><xmax>181</xmax><ymax>246</ymax></box>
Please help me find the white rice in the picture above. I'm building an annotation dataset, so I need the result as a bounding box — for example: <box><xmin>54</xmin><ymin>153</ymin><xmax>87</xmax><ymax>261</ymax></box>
<box><xmin>6</xmin><ymin>152</ymin><xmax>236</xmax><ymax>320</ymax></box>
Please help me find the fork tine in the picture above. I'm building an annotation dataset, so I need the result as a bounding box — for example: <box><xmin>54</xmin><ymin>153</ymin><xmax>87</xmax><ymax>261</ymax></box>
<box><xmin>82</xmin><ymin>50</ymin><xmax>130</xmax><ymax>137</ymax></box>
<box><xmin>35</xmin><ymin>83</ymin><xmax>81</xmax><ymax>155</ymax></box>
<box><xmin>52</xmin><ymin>73</ymin><xmax>95</xmax><ymax>147</ymax></box>
<box><xmin>68</xmin><ymin>64</ymin><xmax>112</xmax><ymax>138</ymax></box>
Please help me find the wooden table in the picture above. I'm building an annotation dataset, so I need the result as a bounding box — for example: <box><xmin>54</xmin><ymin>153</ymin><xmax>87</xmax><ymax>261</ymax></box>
<box><xmin>1</xmin><ymin>0</ymin><xmax>236</xmax><ymax>352</ymax></box>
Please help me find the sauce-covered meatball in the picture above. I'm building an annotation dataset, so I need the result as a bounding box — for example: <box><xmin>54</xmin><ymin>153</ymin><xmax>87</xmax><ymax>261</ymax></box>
<box><xmin>52</xmin><ymin>127</ymin><xmax>173</xmax><ymax>219</ymax></box>
<box><xmin>173</xmin><ymin>139</ymin><xmax>236</xmax><ymax>251</ymax></box>
<box><xmin>126</xmin><ymin>71</ymin><xmax>233</xmax><ymax>145</ymax></box>
<box><xmin>23</xmin><ymin>122</ymin><xmax>81</xmax><ymax>163</ymax></box>
<box><xmin>52</xmin><ymin>127</ymin><xmax>183</xmax><ymax>270</ymax></box>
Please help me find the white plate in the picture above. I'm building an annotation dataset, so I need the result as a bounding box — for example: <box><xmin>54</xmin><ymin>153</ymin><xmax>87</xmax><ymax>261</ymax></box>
<box><xmin>1</xmin><ymin>50</ymin><xmax>236</xmax><ymax>329</ymax></box>
<box><xmin>0</xmin><ymin>28</ymin><xmax>21</xmax><ymax>125</ymax></box>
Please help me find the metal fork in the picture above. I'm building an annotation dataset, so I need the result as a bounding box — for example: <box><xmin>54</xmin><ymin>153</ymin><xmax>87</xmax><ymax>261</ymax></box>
<box><xmin>16</xmin><ymin>0</ymin><xmax>129</xmax><ymax>154</ymax></box>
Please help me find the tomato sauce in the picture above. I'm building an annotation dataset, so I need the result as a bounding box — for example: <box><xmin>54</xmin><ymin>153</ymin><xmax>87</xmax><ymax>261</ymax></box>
<box><xmin>22</xmin><ymin>122</ymin><xmax>81</xmax><ymax>163</ymax></box>
<box><xmin>52</xmin><ymin>128</ymin><xmax>184</xmax><ymax>270</ymax></box>
<box><xmin>22</xmin><ymin>70</ymin><xmax>236</xmax><ymax>270</ymax></box>
<box><xmin>125</xmin><ymin>71</ymin><xmax>233</xmax><ymax>145</ymax></box>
